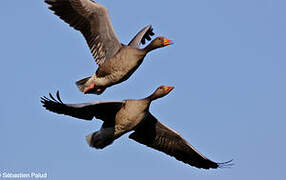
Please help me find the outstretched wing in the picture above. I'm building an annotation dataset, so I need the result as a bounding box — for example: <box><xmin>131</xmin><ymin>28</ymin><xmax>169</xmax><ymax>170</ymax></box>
<box><xmin>129</xmin><ymin>113</ymin><xmax>232</xmax><ymax>169</ymax></box>
<box><xmin>128</xmin><ymin>25</ymin><xmax>155</xmax><ymax>48</ymax></box>
<box><xmin>45</xmin><ymin>0</ymin><xmax>122</xmax><ymax>65</ymax></box>
<box><xmin>41</xmin><ymin>91</ymin><xmax>124</xmax><ymax>121</ymax></box>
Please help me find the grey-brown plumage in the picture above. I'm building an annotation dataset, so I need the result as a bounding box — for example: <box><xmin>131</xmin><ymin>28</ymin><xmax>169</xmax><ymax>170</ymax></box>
<box><xmin>45</xmin><ymin>0</ymin><xmax>173</xmax><ymax>95</ymax></box>
<box><xmin>41</xmin><ymin>86</ymin><xmax>232</xmax><ymax>169</ymax></box>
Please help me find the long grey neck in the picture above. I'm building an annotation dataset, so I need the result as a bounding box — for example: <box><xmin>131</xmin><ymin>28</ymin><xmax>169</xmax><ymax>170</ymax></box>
<box><xmin>145</xmin><ymin>93</ymin><xmax>159</xmax><ymax>102</ymax></box>
<box><xmin>143</xmin><ymin>42</ymin><xmax>158</xmax><ymax>53</ymax></box>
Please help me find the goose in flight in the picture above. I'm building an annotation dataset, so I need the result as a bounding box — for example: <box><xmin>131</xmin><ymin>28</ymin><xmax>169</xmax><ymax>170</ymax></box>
<box><xmin>45</xmin><ymin>0</ymin><xmax>173</xmax><ymax>94</ymax></box>
<box><xmin>41</xmin><ymin>86</ymin><xmax>232</xmax><ymax>169</ymax></box>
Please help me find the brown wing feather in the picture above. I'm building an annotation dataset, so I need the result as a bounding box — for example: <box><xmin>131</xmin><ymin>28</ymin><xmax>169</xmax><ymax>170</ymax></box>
<box><xmin>45</xmin><ymin>0</ymin><xmax>121</xmax><ymax>65</ymax></box>
<box><xmin>129</xmin><ymin>113</ymin><xmax>230</xmax><ymax>169</ymax></box>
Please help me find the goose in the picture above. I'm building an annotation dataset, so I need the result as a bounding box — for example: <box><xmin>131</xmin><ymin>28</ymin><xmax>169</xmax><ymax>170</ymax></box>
<box><xmin>41</xmin><ymin>86</ymin><xmax>232</xmax><ymax>169</ymax></box>
<box><xmin>45</xmin><ymin>0</ymin><xmax>173</xmax><ymax>95</ymax></box>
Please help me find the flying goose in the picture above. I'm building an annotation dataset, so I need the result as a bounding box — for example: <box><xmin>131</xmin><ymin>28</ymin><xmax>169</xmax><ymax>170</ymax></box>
<box><xmin>45</xmin><ymin>0</ymin><xmax>173</xmax><ymax>95</ymax></box>
<box><xmin>41</xmin><ymin>86</ymin><xmax>232</xmax><ymax>169</ymax></box>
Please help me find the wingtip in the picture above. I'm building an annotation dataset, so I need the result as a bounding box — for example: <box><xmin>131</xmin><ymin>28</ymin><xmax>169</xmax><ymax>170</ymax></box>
<box><xmin>40</xmin><ymin>91</ymin><xmax>64</xmax><ymax>106</ymax></box>
<box><xmin>56</xmin><ymin>90</ymin><xmax>64</xmax><ymax>104</ymax></box>
<box><xmin>218</xmin><ymin>159</ymin><xmax>234</xmax><ymax>169</ymax></box>
<box><xmin>40</xmin><ymin>97</ymin><xmax>47</xmax><ymax>103</ymax></box>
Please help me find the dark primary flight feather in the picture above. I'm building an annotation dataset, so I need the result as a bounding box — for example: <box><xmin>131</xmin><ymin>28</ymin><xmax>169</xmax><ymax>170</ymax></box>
<box><xmin>41</xmin><ymin>91</ymin><xmax>123</xmax><ymax>121</ymax></box>
<box><xmin>130</xmin><ymin>113</ymin><xmax>232</xmax><ymax>169</ymax></box>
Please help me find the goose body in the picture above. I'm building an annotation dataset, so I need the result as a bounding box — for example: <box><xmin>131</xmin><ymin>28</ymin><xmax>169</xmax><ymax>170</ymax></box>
<box><xmin>89</xmin><ymin>46</ymin><xmax>147</xmax><ymax>88</ymax></box>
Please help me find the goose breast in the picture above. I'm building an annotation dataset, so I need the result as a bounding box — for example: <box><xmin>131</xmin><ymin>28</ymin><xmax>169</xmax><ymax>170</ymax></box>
<box><xmin>114</xmin><ymin>100</ymin><xmax>149</xmax><ymax>135</ymax></box>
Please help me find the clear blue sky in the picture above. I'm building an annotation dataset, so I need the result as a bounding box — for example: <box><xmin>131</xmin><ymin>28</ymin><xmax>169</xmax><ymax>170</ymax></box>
<box><xmin>0</xmin><ymin>0</ymin><xmax>285</xmax><ymax>179</ymax></box>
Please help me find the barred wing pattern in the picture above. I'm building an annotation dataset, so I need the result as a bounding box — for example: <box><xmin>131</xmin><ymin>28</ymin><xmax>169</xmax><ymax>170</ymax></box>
<box><xmin>45</xmin><ymin>0</ymin><xmax>122</xmax><ymax>65</ymax></box>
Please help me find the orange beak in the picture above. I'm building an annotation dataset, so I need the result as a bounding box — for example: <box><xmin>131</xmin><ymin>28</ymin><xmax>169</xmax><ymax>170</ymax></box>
<box><xmin>164</xmin><ymin>86</ymin><xmax>175</xmax><ymax>93</ymax></box>
<box><xmin>163</xmin><ymin>38</ymin><xmax>174</xmax><ymax>46</ymax></box>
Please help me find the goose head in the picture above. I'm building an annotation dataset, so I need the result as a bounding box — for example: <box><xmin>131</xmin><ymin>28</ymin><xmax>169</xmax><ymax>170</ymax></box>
<box><xmin>145</xmin><ymin>37</ymin><xmax>174</xmax><ymax>52</ymax></box>
<box><xmin>149</xmin><ymin>85</ymin><xmax>174</xmax><ymax>100</ymax></box>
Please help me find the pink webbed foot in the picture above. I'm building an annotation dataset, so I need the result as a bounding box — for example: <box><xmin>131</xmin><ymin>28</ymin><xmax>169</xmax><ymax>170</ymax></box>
<box><xmin>83</xmin><ymin>82</ymin><xmax>95</xmax><ymax>94</ymax></box>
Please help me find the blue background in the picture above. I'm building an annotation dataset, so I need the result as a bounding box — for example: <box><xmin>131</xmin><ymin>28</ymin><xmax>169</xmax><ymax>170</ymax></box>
<box><xmin>0</xmin><ymin>0</ymin><xmax>285</xmax><ymax>179</ymax></box>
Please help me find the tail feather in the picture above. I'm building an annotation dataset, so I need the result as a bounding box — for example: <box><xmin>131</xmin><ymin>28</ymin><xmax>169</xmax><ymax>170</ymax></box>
<box><xmin>75</xmin><ymin>76</ymin><xmax>91</xmax><ymax>93</ymax></box>
<box><xmin>76</xmin><ymin>76</ymin><xmax>107</xmax><ymax>95</ymax></box>
<box><xmin>86</xmin><ymin>130</ymin><xmax>115</xmax><ymax>149</ymax></box>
